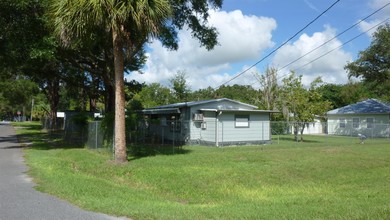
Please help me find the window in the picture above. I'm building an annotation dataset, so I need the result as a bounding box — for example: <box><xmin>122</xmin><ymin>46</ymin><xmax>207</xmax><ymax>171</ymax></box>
<box><xmin>339</xmin><ymin>118</ymin><xmax>346</xmax><ymax>128</ymax></box>
<box><xmin>366</xmin><ymin>118</ymin><xmax>374</xmax><ymax>129</ymax></box>
<box><xmin>352</xmin><ymin>118</ymin><xmax>360</xmax><ymax>128</ymax></box>
<box><xmin>235</xmin><ymin>115</ymin><xmax>249</xmax><ymax>128</ymax></box>
<box><xmin>160</xmin><ymin>117</ymin><xmax>167</xmax><ymax>126</ymax></box>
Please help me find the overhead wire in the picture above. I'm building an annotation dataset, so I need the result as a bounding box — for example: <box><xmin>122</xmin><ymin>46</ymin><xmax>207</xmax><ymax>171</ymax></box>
<box><xmin>294</xmin><ymin>17</ymin><xmax>390</xmax><ymax>72</ymax></box>
<box><xmin>213</xmin><ymin>0</ymin><xmax>341</xmax><ymax>89</ymax></box>
<box><xmin>249</xmin><ymin>17</ymin><xmax>390</xmax><ymax>88</ymax></box>
<box><xmin>249</xmin><ymin>1</ymin><xmax>390</xmax><ymax>88</ymax></box>
<box><xmin>277</xmin><ymin>2</ymin><xmax>390</xmax><ymax>73</ymax></box>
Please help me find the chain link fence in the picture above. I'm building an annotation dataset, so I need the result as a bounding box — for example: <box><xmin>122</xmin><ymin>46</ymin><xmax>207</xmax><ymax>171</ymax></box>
<box><xmin>86</xmin><ymin>121</ymin><xmax>105</xmax><ymax>149</ymax></box>
<box><xmin>41</xmin><ymin>117</ymin><xmax>64</xmax><ymax>131</ymax></box>
<box><xmin>271</xmin><ymin>121</ymin><xmax>390</xmax><ymax>137</ymax></box>
<box><xmin>86</xmin><ymin>120</ymin><xmax>390</xmax><ymax>149</ymax></box>
<box><xmin>86</xmin><ymin>119</ymin><xmax>271</xmax><ymax>149</ymax></box>
<box><xmin>67</xmin><ymin>120</ymin><xmax>390</xmax><ymax>150</ymax></box>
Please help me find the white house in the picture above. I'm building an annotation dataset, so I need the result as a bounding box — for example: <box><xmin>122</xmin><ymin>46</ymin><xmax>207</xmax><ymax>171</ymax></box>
<box><xmin>290</xmin><ymin>117</ymin><xmax>326</xmax><ymax>135</ymax></box>
<box><xmin>141</xmin><ymin>98</ymin><xmax>278</xmax><ymax>146</ymax></box>
<box><xmin>327</xmin><ymin>99</ymin><xmax>390</xmax><ymax>138</ymax></box>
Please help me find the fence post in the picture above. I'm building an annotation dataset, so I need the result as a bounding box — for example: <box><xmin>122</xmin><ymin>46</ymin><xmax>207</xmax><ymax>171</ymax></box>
<box><xmin>95</xmin><ymin>121</ymin><xmax>98</xmax><ymax>149</ymax></box>
<box><xmin>172</xmin><ymin>120</ymin><xmax>175</xmax><ymax>147</ymax></box>
<box><xmin>162</xmin><ymin>128</ymin><xmax>164</xmax><ymax>145</ymax></box>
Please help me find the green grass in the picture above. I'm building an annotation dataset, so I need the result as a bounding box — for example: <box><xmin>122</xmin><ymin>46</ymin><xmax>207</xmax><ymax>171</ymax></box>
<box><xmin>13</xmin><ymin>122</ymin><xmax>390</xmax><ymax>219</ymax></box>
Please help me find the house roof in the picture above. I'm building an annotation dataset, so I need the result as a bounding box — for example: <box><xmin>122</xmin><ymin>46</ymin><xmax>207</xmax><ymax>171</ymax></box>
<box><xmin>327</xmin><ymin>99</ymin><xmax>390</xmax><ymax>115</ymax></box>
<box><xmin>144</xmin><ymin>98</ymin><xmax>257</xmax><ymax>110</ymax></box>
<box><xmin>141</xmin><ymin>98</ymin><xmax>279</xmax><ymax>114</ymax></box>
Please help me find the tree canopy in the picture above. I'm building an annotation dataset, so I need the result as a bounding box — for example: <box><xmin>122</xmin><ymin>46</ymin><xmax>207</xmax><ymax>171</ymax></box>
<box><xmin>279</xmin><ymin>72</ymin><xmax>332</xmax><ymax>141</ymax></box>
<box><xmin>170</xmin><ymin>71</ymin><xmax>191</xmax><ymax>103</ymax></box>
<box><xmin>50</xmin><ymin>0</ymin><xmax>222</xmax><ymax>162</ymax></box>
<box><xmin>345</xmin><ymin>23</ymin><xmax>390</xmax><ymax>101</ymax></box>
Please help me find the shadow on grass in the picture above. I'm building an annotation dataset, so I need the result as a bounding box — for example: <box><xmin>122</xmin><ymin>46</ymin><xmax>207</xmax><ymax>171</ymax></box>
<box><xmin>14</xmin><ymin>123</ymin><xmax>43</xmax><ymax>131</ymax></box>
<box><xmin>14</xmin><ymin>123</ymin><xmax>192</xmax><ymax>160</ymax></box>
<box><xmin>15</xmin><ymin>126</ymin><xmax>86</xmax><ymax>150</ymax></box>
<box><xmin>272</xmin><ymin>136</ymin><xmax>322</xmax><ymax>143</ymax></box>
<box><xmin>128</xmin><ymin>144</ymin><xmax>192</xmax><ymax>161</ymax></box>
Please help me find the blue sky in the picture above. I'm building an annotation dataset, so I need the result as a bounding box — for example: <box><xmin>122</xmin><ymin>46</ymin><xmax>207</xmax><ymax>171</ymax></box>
<box><xmin>128</xmin><ymin>0</ymin><xmax>390</xmax><ymax>90</ymax></box>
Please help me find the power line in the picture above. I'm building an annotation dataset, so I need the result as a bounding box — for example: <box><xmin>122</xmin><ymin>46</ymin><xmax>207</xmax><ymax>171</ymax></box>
<box><xmin>249</xmin><ymin>17</ymin><xmax>390</xmax><ymax>88</ymax></box>
<box><xmin>277</xmin><ymin>2</ymin><xmax>390</xmax><ymax>72</ymax></box>
<box><xmin>213</xmin><ymin>0</ymin><xmax>341</xmax><ymax>89</ymax></box>
<box><xmin>294</xmin><ymin>17</ymin><xmax>390</xmax><ymax>72</ymax></box>
<box><xmin>249</xmin><ymin>2</ymin><xmax>390</xmax><ymax>88</ymax></box>
<box><xmin>250</xmin><ymin>17</ymin><xmax>390</xmax><ymax>88</ymax></box>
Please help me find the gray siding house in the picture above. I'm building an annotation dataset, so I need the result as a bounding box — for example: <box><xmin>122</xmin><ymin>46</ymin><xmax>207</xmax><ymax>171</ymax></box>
<box><xmin>142</xmin><ymin>98</ymin><xmax>277</xmax><ymax>146</ymax></box>
<box><xmin>327</xmin><ymin>99</ymin><xmax>390</xmax><ymax>137</ymax></box>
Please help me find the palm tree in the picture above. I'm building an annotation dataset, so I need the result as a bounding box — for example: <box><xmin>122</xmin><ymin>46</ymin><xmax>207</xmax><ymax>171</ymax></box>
<box><xmin>51</xmin><ymin>0</ymin><xmax>171</xmax><ymax>163</ymax></box>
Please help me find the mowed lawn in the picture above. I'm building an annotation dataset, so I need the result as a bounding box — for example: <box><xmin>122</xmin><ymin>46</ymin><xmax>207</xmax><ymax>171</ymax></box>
<box><xmin>14</xmin><ymin>122</ymin><xmax>390</xmax><ymax>219</ymax></box>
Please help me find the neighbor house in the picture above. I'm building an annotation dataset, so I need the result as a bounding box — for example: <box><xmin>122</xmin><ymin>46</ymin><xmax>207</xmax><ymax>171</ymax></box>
<box><xmin>141</xmin><ymin>98</ymin><xmax>278</xmax><ymax>146</ymax></box>
<box><xmin>291</xmin><ymin>117</ymin><xmax>326</xmax><ymax>135</ymax></box>
<box><xmin>327</xmin><ymin>99</ymin><xmax>390</xmax><ymax>137</ymax></box>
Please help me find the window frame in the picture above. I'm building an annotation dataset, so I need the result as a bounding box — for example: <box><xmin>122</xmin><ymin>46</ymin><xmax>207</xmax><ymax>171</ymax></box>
<box><xmin>339</xmin><ymin>118</ymin><xmax>346</xmax><ymax>128</ymax></box>
<box><xmin>352</xmin><ymin>118</ymin><xmax>360</xmax><ymax>128</ymax></box>
<box><xmin>366</xmin><ymin>118</ymin><xmax>374</xmax><ymax>129</ymax></box>
<box><xmin>235</xmin><ymin>114</ymin><xmax>250</xmax><ymax>128</ymax></box>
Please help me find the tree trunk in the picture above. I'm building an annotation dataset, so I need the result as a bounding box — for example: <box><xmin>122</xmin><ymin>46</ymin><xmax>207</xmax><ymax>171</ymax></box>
<box><xmin>90</xmin><ymin>98</ymin><xmax>97</xmax><ymax>112</ymax></box>
<box><xmin>293</xmin><ymin>123</ymin><xmax>299</xmax><ymax>142</ymax></box>
<box><xmin>300</xmin><ymin>123</ymin><xmax>305</xmax><ymax>142</ymax></box>
<box><xmin>105</xmin><ymin>84</ymin><xmax>115</xmax><ymax>113</ymax></box>
<box><xmin>112</xmin><ymin>29</ymin><xmax>127</xmax><ymax>163</ymax></box>
<box><xmin>44</xmin><ymin>77</ymin><xmax>60</xmax><ymax>130</ymax></box>
<box><xmin>102</xmin><ymin>67</ymin><xmax>115</xmax><ymax>113</ymax></box>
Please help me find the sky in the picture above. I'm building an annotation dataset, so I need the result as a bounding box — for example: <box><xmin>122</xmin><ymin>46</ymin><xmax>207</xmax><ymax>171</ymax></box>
<box><xmin>127</xmin><ymin>0</ymin><xmax>390</xmax><ymax>90</ymax></box>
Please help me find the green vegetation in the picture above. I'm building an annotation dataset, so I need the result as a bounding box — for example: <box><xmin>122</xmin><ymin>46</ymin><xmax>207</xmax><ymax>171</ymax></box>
<box><xmin>14</xmin><ymin>122</ymin><xmax>390</xmax><ymax>219</ymax></box>
<box><xmin>345</xmin><ymin>23</ymin><xmax>390</xmax><ymax>102</ymax></box>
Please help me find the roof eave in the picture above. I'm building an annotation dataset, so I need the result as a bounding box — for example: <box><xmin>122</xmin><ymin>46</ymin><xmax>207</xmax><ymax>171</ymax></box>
<box><xmin>200</xmin><ymin>109</ymin><xmax>279</xmax><ymax>113</ymax></box>
<box><xmin>141</xmin><ymin>108</ymin><xmax>181</xmax><ymax>115</ymax></box>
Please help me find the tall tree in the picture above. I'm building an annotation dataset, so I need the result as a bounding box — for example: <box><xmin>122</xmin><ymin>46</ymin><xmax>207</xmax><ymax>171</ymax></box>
<box><xmin>190</xmin><ymin>86</ymin><xmax>216</xmax><ymax>101</ymax></box>
<box><xmin>345</xmin><ymin>23</ymin><xmax>390</xmax><ymax>101</ymax></box>
<box><xmin>340</xmin><ymin>80</ymin><xmax>372</xmax><ymax>104</ymax></box>
<box><xmin>279</xmin><ymin>72</ymin><xmax>332</xmax><ymax>142</ymax></box>
<box><xmin>254</xmin><ymin>67</ymin><xmax>279</xmax><ymax>110</ymax></box>
<box><xmin>0</xmin><ymin>78</ymin><xmax>39</xmax><ymax>119</ymax></box>
<box><xmin>317</xmin><ymin>83</ymin><xmax>344</xmax><ymax>109</ymax></box>
<box><xmin>0</xmin><ymin>0</ymin><xmax>65</xmax><ymax>128</ymax></box>
<box><xmin>134</xmin><ymin>83</ymin><xmax>172</xmax><ymax>108</ymax></box>
<box><xmin>170</xmin><ymin>70</ymin><xmax>191</xmax><ymax>103</ymax></box>
<box><xmin>51</xmin><ymin>0</ymin><xmax>221</xmax><ymax>162</ymax></box>
<box><xmin>318</xmin><ymin>81</ymin><xmax>372</xmax><ymax>109</ymax></box>
<box><xmin>215</xmin><ymin>84</ymin><xmax>258</xmax><ymax>105</ymax></box>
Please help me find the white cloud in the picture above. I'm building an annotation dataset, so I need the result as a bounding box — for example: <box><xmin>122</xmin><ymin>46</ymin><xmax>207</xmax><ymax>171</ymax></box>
<box><xmin>358</xmin><ymin>0</ymin><xmax>390</xmax><ymax>37</ymax></box>
<box><xmin>127</xmin><ymin>9</ymin><xmax>277</xmax><ymax>90</ymax></box>
<box><xmin>271</xmin><ymin>25</ymin><xmax>353</xmax><ymax>86</ymax></box>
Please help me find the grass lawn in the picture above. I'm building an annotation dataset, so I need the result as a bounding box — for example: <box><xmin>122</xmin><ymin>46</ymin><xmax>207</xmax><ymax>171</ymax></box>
<box><xmin>14</xmin><ymin>122</ymin><xmax>390</xmax><ymax>219</ymax></box>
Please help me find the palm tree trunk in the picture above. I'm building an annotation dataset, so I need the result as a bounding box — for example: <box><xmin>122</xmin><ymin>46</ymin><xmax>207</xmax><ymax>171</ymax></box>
<box><xmin>112</xmin><ymin>28</ymin><xmax>127</xmax><ymax>163</ymax></box>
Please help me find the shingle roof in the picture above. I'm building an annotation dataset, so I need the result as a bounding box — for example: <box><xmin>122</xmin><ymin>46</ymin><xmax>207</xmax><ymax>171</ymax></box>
<box><xmin>327</xmin><ymin>99</ymin><xmax>390</xmax><ymax>115</ymax></box>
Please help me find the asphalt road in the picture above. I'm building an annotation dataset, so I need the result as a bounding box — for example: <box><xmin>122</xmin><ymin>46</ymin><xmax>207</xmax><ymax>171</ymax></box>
<box><xmin>0</xmin><ymin>123</ymin><xmax>127</xmax><ymax>220</ymax></box>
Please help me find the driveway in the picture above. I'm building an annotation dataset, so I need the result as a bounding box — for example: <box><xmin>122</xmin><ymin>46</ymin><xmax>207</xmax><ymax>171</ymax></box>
<box><xmin>0</xmin><ymin>123</ymin><xmax>127</xmax><ymax>220</ymax></box>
